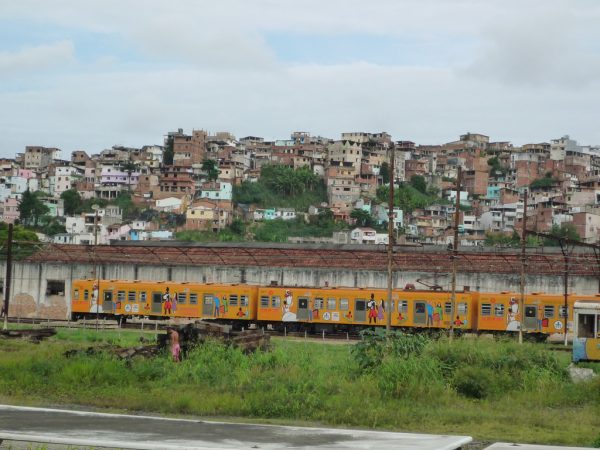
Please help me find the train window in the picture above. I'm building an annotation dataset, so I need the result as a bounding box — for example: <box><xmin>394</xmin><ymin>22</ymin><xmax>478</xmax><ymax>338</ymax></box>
<box><xmin>340</xmin><ymin>298</ymin><xmax>349</xmax><ymax>310</ymax></box>
<box><xmin>577</xmin><ymin>314</ymin><xmax>596</xmax><ymax>338</ymax></box>
<box><xmin>204</xmin><ymin>295</ymin><xmax>213</xmax><ymax>305</ymax></box>
<box><xmin>128</xmin><ymin>291</ymin><xmax>136</xmax><ymax>302</ymax></box>
<box><xmin>481</xmin><ymin>304</ymin><xmax>492</xmax><ymax>316</ymax></box>
<box><xmin>271</xmin><ymin>296</ymin><xmax>281</xmax><ymax>308</ymax></box>
<box><xmin>140</xmin><ymin>292</ymin><xmax>147</xmax><ymax>303</ymax></box>
<box><xmin>117</xmin><ymin>291</ymin><xmax>126</xmax><ymax>302</ymax></box>
<box><xmin>314</xmin><ymin>298</ymin><xmax>324</xmax><ymax>309</ymax></box>
<box><xmin>494</xmin><ymin>304</ymin><xmax>505</xmax><ymax>317</ymax></box>
<box><xmin>444</xmin><ymin>302</ymin><xmax>452</xmax><ymax>315</ymax></box>
<box><xmin>177</xmin><ymin>293</ymin><xmax>186</xmax><ymax>304</ymax></box>
<box><xmin>560</xmin><ymin>306</ymin><xmax>568</xmax><ymax>318</ymax></box>
<box><xmin>458</xmin><ymin>303</ymin><xmax>467</xmax><ymax>315</ymax></box>
<box><xmin>327</xmin><ymin>298</ymin><xmax>336</xmax><ymax>310</ymax></box>
<box><xmin>230</xmin><ymin>295</ymin><xmax>238</xmax><ymax>306</ymax></box>
<box><xmin>544</xmin><ymin>305</ymin><xmax>555</xmax><ymax>318</ymax></box>
<box><xmin>415</xmin><ymin>303</ymin><xmax>425</xmax><ymax>314</ymax></box>
<box><xmin>398</xmin><ymin>300</ymin><xmax>408</xmax><ymax>313</ymax></box>
<box><xmin>84</xmin><ymin>290</ymin><xmax>89</xmax><ymax>301</ymax></box>
<box><xmin>189</xmin><ymin>293</ymin><xmax>198</xmax><ymax>305</ymax></box>
<box><xmin>260</xmin><ymin>296</ymin><xmax>269</xmax><ymax>308</ymax></box>
<box><xmin>240</xmin><ymin>295</ymin><xmax>249</xmax><ymax>307</ymax></box>
<box><xmin>73</xmin><ymin>289</ymin><xmax>79</xmax><ymax>300</ymax></box>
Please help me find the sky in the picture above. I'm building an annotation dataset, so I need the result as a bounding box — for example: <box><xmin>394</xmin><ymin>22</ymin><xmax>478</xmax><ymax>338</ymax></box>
<box><xmin>1</xmin><ymin>0</ymin><xmax>599</xmax><ymax>159</ymax></box>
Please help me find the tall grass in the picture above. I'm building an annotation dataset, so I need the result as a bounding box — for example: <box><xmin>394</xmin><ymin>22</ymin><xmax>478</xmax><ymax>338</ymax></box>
<box><xmin>0</xmin><ymin>329</ymin><xmax>599</xmax><ymax>446</ymax></box>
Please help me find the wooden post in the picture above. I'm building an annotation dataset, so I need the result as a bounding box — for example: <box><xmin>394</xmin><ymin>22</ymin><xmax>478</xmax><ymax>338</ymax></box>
<box><xmin>386</xmin><ymin>144</ymin><xmax>395</xmax><ymax>332</ymax></box>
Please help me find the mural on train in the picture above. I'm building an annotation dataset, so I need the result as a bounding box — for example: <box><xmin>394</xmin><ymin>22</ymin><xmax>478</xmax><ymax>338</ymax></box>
<box><xmin>70</xmin><ymin>278</ymin><xmax>600</xmax><ymax>342</ymax></box>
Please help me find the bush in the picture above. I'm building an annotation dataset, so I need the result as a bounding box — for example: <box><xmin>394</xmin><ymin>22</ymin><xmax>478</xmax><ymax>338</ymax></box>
<box><xmin>452</xmin><ymin>366</ymin><xmax>494</xmax><ymax>399</ymax></box>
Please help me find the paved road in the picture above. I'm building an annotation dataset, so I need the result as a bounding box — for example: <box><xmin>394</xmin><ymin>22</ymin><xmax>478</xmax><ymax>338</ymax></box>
<box><xmin>0</xmin><ymin>404</ymin><xmax>472</xmax><ymax>449</ymax></box>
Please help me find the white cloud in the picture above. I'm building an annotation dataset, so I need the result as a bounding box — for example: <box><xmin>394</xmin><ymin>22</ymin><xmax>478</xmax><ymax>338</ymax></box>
<box><xmin>0</xmin><ymin>41</ymin><xmax>75</xmax><ymax>76</ymax></box>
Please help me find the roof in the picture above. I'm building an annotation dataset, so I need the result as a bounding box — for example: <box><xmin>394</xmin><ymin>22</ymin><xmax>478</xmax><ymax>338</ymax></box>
<box><xmin>20</xmin><ymin>242</ymin><xmax>600</xmax><ymax>276</ymax></box>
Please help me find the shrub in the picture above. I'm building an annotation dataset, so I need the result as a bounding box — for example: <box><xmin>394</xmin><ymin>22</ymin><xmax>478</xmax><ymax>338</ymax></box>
<box><xmin>452</xmin><ymin>366</ymin><xmax>494</xmax><ymax>399</ymax></box>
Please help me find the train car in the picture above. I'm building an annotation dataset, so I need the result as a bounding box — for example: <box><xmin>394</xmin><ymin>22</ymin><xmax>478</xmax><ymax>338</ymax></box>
<box><xmin>475</xmin><ymin>291</ymin><xmax>571</xmax><ymax>339</ymax></box>
<box><xmin>572</xmin><ymin>300</ymin><xmax>600</xmax><ymax>362</ymax></box>
<box><xmin>256</xmin><ymin>285</ymin><xmax>475</xmax><ymax>333</ymax></box>
<box><xmin>71</xmin><ymin>279</ymin><xmax>259</xmax><ymax>324</ymax></box>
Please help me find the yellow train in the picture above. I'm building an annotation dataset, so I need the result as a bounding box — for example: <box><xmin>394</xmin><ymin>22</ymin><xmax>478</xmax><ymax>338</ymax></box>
<box><xmin>71</xmin><ymin>279</ymin><xmax>600</xmax><ymax>345</ymax></box>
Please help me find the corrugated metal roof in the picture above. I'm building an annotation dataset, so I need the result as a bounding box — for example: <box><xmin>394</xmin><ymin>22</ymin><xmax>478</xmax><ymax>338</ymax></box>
<box><xmin>19</xmin><ymin>243</ymin><xmax>600</xmax><ymax>277</ymax></box>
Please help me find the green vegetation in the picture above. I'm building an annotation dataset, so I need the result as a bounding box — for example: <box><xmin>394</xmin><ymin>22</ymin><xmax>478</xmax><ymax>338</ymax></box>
<box><xmin>233</xmin><ymin>165</ymin><xmax>327</xmax><ymax>211</ymax></box>
<box><xmin>252</xmin><ymin>215</ymin><xmax>347</xmax><ymax>242</ymax></box>
<box><xmin>544</xmin><ymin>223</ymin><xmax>581</xmax><ymax>245</ymax></box>
<box><xmin>1</xmin><ymin>328</ymin><xmax>598</xmax><ymax>446</ymax></box>
<box><xmin>485</xmin><ymin>231</ymin><xmax>542</xmax><ymax>247</ymax></box>
<box><xmin>377</xmin><ymin>184</ymin><xmax>444</xmax><ymax>213</ymax></box>
<box><xmin>202</xmin><ymin>159</ymin><xmax>220</xmax><ymax>182</ymax></box>
<box><xmin>530</xmin><ymin>173</ymin><xmax>559</xmax><ymax>189</ymax></box>
<box><xmin>410</xmin><ymin>175</ymin><xmax>427</xmax><ymax>194</ymax></box>
<box><xmin>18</xmin><ymin>189</ymin><xmax>49</xmax><ymax>226</ymax></box>
<box><xmin>487</xmin><ymin>156</ymin><xmax>508</xmax><ymax>177</ymax></box>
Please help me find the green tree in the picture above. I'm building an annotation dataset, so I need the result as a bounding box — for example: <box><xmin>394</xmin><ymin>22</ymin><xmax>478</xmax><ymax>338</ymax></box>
<box><xmin>163</xmin><ymin>135</ymin><xmax>174</xmax><ymax>166</ymax></box>
<box><xmin>410</xmin><ymin>175</ymin><xmax>427</xmax><ymax>194</ymax></box>
<box><xmin>120</xmin><ymin>158</ymin><xmax>139</xmax><ymax>191</ymax></box>
<box><xmin>380</xmin><ymin>162</ymin><xmax>390</xmax><ymax>184</ymax></box>
<box><xmin>60</xmin><ymin>189</ymin><xmax>83</xmax><ymax>215</ymax></box>
<box><xmin>350</xmin><ymin>209</ymin><xmax>376</xmax><ymax>227</ymax></box>
<box><xmin>544</xmin><ymin>223</ymin><xmax>581</xmax><ymax>246</ymax></box>
<box><xmin>18</xmin><ymin>190</ymin><xmax>49</xmax><ymax>226</ymax></box>
<box><xmin>202</xmin><ymin>159</ymin><xmax>220</xmax><ymax>182</ymax></box>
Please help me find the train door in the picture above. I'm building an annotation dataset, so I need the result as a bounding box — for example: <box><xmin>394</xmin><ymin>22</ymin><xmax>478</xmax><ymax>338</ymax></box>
<box><xmin>151</xmin><ymin>292</ymin><xmax>162</xmax><ymax>314</ymax></box>
<box><xmin>355</xmin><ymin>299</ymin><xmax>366</xmax><ymax>322</ymax></box>
<box><xmin>203</xmin><ymin>294</ymin><xmax>214</xmax><ymax>317</ymax></box>
<box><xmin>524</xmin><ymin>305</ymin><xmax>538</xmax><ymax>331</ymax></box>
<box><xmin>103</xmin><ymin>290</ymin><xmax>114</xmax><ymax>313</ymax></box>
<box><xmin>414</xmin><ymin>301</ymin><xmax>427</xmax><ymax>325</ymax></box>
<box><xmin>297</xmin><ymin>297</ymin><xmax>309</xmax><ymax>321</ymax></box>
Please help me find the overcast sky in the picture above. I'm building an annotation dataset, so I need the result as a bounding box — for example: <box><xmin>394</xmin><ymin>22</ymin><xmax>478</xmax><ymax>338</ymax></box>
<box><xmin>1</xmin><ymin>0</ymin><xmax>599</xmax><ymax>159</ymax></box>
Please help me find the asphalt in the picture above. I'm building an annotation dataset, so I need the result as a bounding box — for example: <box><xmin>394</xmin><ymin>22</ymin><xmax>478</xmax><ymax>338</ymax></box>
<box><xmin>0</xmin><ymin>404</ymin><xmax>472</xmax><ymax>449</ymax></box>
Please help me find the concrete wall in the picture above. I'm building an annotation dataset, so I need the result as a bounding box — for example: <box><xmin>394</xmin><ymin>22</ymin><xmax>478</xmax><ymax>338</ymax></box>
<box><xmin>1</xmin><ymin>261</ymin><xmax>598</xmax><ymax>320</ymax></box>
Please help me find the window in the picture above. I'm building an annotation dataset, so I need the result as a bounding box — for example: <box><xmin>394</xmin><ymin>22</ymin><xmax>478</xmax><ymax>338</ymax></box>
<box><xmin>73</xmin><ymin>289</ymin><xmax>80</xmax><ymax>300</ymax></box>
<box><xmin>84</xmin><ymin>290</ymin><xmax>89</xmax><ymax>301</ymax></box>
<box><xmin>203</xmin><ymin>294</ymin><xmax>213</xmax><ymax>305</ymax></box>
<box><xmin>117</xmin><ymin>291</ymin><xmax>126</xmax><ymax>302</ymax></box>
<box><xmin>481</xmin><ymin>303</ymin><xmax>492</xmax><ymax>316</ymax></box>
<box><xmin>314</xmin><ymin>298</ymin><xmax>324</xmax><ymax>309</ymax></box>
<box><xmin>458</xmin><ymin>303</ymin><xmax>468</xmax><ymax>315</ymax></box>
<box><xmin>240</xmin><ymin>295</ymin><xmax>249</xmax><ymax>307</ymax></box>
<box><xmin>544</xmin><ymin>305</ymin><xmax>555</xmax><ymax>318</ymax></box>
<box><xmin>560</xmin><ymin>306</ymin><xmax>568</xmax><ymax>318</ymax></box>
<box><xmin>271</xmin><ymin>296</ymin><xmax>281</xmax><ymax>308</ymax></box>
<box><xmin>327</xmin><ymin>298</ymin><xmax>337</xmax><ymax>310</ymax></box>
<box><xmin>46</xmin><ymin>280</ymin><xmax>65</xmax><ymax>296</ymax></box>
<box><xmin>229</xmin><ymin>295</ymin><xmax>238</xmax><ymax>306</ymax></box>
<box><xmin>190</xmin><ymin>293</ymin><xmax>198</xmax><ymax>305</ymax></box>
<box><xmin>260</xmin><ymin>296</ymin><xmax>269</xmax><ymax>308</ymax></box>
<box><xmin>494</xmin><ymin>304</ymin><xmax>505</xmax><ymax>317</ymax></box>
<box><xmin>140</xmin><ymin>292</ymin><xmax>147</xmax><ymax>303</ymax></box>
<box><xmin>415</xmin><ymin>303</ymin><xmax>426</xmax><ymax>314</ymax></box>
<box><xmin>340</xmin><ymin>298</ymin><xmax>349</xmax><ymax>310</ymax></box>
<box><xmin>399</xmin><ymin>300</ymin><xmax>408</xmax><ymax>313</ymax></box>
<box><xmin>177</xmin><ymin>293</ymin><xmax>186</xmax><ymax>304</ymax></box>
<box><xmin>128</xmin><ymin>291</ymin><xmax>136</xmax><ymax>302</ymax></box>
<box><xmin>444</xmin><ymin>302</ymin><xmax>453</xmax><ymax>315</ymax></box>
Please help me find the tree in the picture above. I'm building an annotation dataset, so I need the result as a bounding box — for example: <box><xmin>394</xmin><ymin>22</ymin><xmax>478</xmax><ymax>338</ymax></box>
<box><xmin>380</xmin><ymin>162</ymin><xmax>390</xmax><ymax>184</ymax></box>
<box><xmin>120</xmin><ymin>158</ymin><xmax>139</xmax><ymax>192</ymax></box>
<box><xmin>60</xmin><ymin>189</ymin><xmax>83</xmax><ymax>215</ymax></box>
<box><xmin>163</xmin><ymin>135</ymin><xmax>174</xmax><ymax>166</ymax></box>
<box><xmin>202</xmin><ymin>159</ymin><xmax>220</xmax><ymax>182</ymax></box>
<box><xmin>410</xmin><ymin>175</ymin><xmax>427</xmax><ymax>194</ymax></box>
<box><xmin>18</xmin><ymin>190</ymin><xmax>49</xmax><ymax>227</ymax></box>
<box><xmin>544</xmin><ymin>223</ymin><xmax>580</xmax><ymax>246</ymax></box>
<box><xmin>350</xmin><ymin>209</ymin><xmax>376</xmax><ymax>227</ymax></box>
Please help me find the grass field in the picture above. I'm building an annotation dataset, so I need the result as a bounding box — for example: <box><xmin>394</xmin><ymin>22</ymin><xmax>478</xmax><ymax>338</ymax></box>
<box><xmin>1</xmin><ymin>327</ymin><xmax>599</xmax><ymax>447</ymax></box>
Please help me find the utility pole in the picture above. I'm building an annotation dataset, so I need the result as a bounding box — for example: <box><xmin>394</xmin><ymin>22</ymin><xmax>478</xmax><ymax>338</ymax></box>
<box><xmin>563</xmin><ymin>253</ymin><xmax>569</xmax><ymax>347</ymax></box>
<box><xmin>518</xmin><ymin>190</ymin><xmax>528</xmax><ymax>344</ymax></box>
<box><xmin>91</xmin><ymin>205</ymin><xmax>99</xmax><ymax>331</ymax></box>
<box><xmin>1</xmin><ymin>224</ymin><xmax>14</xmax><ymax>331</ymax></box>
<box><xmin>449</xmin><ymin>167</ymin><xmax>461</xmax><ymax>342</ymax></box>
<box><xmin>386</xmin><ymin>144</ymin><xmax>395</xmax><ymax>331</ymax></box>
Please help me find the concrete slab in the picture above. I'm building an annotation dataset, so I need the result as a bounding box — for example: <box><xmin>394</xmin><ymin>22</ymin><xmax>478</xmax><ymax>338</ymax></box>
<box><xmin>484</xmin><ymin>443</ymin><xmax>592</xmax><ymax>450</ymax></box>
<box><xmin>0</xmin><ymin>404</ymin><xmax>472</xmax><ymax>449</ymax></box>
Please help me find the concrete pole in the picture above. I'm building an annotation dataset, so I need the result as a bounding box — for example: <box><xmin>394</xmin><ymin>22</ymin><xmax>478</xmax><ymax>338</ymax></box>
<box><xmin>519</xmin><ymin>190</ymin><xmax>528</xmax><ymax>344</ymax></box>
<box><xmin>386</xmin><ymin>144</ymin><xmax>395</xmax><ymax>332</ymax></box>
<box><xmin>449</xmin><ymin>167</ymin><xmax>461</xmax><ymax>342</ymax></box>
